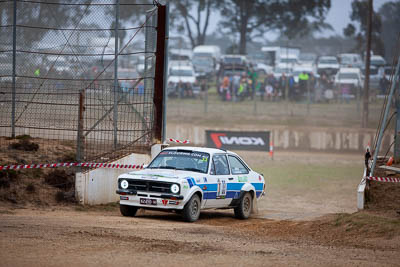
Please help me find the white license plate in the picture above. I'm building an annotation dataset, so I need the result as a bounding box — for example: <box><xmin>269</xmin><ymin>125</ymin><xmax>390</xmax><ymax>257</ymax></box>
<box><xmin>140</xmin><ymin>198</ymin><xmax>157</xmax><ymax>205</ymax></box>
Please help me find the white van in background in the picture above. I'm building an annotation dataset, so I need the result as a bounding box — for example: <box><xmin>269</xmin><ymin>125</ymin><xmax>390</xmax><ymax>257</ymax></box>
<box><xmin>192</xmin><ymin>45</ymin><xmax>221</xmax><ymax>77</ymax></box>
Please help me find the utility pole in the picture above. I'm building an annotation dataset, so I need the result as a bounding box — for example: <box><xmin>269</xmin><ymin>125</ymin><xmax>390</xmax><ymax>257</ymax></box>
<box><xmin>11</xmin><ymin>0</ymin><xmax>17</xmax><ymax>138</ymax></box>
<box><xmin>362</xmin><ymin>0</ymin><xmax>373</xmax><ymax>128</ymax></box>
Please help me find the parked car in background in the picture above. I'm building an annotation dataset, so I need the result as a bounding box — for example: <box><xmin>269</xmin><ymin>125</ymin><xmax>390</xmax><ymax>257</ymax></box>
<box><xmin>362</xmin><ymin>65</ymin><xmax>384</xmax><ymax>90</ymax></box>
<box><xmin>370</xmin><ymin>55</ymin><xmax>386</xmax><ymax>68</ymax></box>
<box><xmin>116</xmin><ymin>146</ymin><xmax>266</xmax><ymax>222</ymax></box>
<box><xmin>338</xmin><ymin>53</ymin><xmax>363</xmax><ymax>68</ymax></box>
<box><xmin>192</xmin><ymin>45</ymin><xmax>221</xmax><ymax>77</ymax></box>
<box><xmin>277</xmin><ymin>54</ymin><xmax>300</xmax><ymax>70</ymax></box>
<box><xmin>221</xmin><ymin>55</ymin><xmax>248</xmax><ymax>67</ymax></box>
<box><xmin>334</xmin><ymin>67</ymin><xmax>363</xmax><ymax>99</ymax></box>
<box><xmin>317</xmin><ymin>56</ymin><xmax>339</xmax><ymax>77</ymax></box>
<box><xmin>167</xmin><ymin>65</ymin><xmax>199</xmax><ymax>98</ymax></box>
<box><xmin>299</xmin><ymin>53</ymin><xmax>317</xmax><ymax>66</ymax></box>
<box><xmin>255</xmin><ymin>63</ymin><xmax>273</xmax><ymax>75</ymax></box>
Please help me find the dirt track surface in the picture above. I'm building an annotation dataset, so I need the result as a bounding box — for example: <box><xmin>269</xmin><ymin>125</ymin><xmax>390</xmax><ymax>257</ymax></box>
<box><xmin>1</xmin><ymin>207</ymin><xmax>399</xmax><ymax>267</ymax></box>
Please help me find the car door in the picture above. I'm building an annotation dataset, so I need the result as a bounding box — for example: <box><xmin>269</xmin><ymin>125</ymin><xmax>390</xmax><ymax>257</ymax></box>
<box><xmin>205</xmin><ymin>154</ymin><xmax>231</xmax><ymax>208</ymax></box>
<box><xmin>227</xmin><ymin>155</ymin><xmax>251</xmax><ymax>199</ymax></box>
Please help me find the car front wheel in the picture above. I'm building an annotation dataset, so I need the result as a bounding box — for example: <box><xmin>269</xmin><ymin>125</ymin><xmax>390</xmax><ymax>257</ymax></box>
<box><xmin>182</xmin><ymin>194</ymin><xmax>201</xmax><ymax>222</ymax></box>
<box><xmin>234</xmin><ymin>192</ymin><xmax>252</xmax><ymax>219</ymax></box>
<box><xmin>120</xmin><ymin>204</ymin><xmax>138</xmax><ymax>217</ymax></box>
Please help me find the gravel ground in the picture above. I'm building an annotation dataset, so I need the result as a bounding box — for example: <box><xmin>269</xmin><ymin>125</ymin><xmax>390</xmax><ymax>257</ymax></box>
<box><xmin>0</xmin><ymin>206</ymin><xmax>399</xmax><ymax>267</ymax></box>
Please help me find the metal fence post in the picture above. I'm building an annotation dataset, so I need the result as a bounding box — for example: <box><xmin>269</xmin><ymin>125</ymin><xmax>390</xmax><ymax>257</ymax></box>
<box><xmin>153</xmin><ymin>4</ymin><xmax>166</xmax><ymax>142</ymax></box>
<box><xmin>11</xmin><ymin>0</ymin><xmax>17</xmax><ymax>138</ymax></box>
<box><xmin>77</xmin><ymin>90</ymin><xmax>85</xmax><ymax>162</ymax></box>
<box><xmin>161</xmin><ymin>1</ymin><xmax>169</xmax><ymax>143</ymax></box>
<box><xmin>113</xmin><ymin>0</ymin><xmax>120</xmax><ymax>149</ymax></box>
<box><xmin>395</xmin><ymin>97</ymin><xmax>400</xmax><ymax>162</ymax></box>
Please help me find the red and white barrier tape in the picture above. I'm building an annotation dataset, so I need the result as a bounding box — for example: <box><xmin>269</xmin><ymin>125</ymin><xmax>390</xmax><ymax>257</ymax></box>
<box><xmin>167</xmin><ymin>138</ymin><xmax>190</xmax><ymax>144</ymax></box>
<box><xmin>367</xmin><ymin>176</ymin><xmax>400</xmax><ymax>183</ymax></box>
<box><xmin>0</xmin><ymin>162</ymin><xmax>144</xmax><ymax>171</ymax></box>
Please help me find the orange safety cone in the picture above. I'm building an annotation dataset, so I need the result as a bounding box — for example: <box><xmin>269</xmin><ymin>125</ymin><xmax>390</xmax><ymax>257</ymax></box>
<box><xmin>387</xmin><ymin>156</ymin><xmax>394</xmax><ymax>166</ymax></box>
<box><xmin>269</xmin><ymin>141</ymin><xmax>274</xmax><ymax>160</ymax></box>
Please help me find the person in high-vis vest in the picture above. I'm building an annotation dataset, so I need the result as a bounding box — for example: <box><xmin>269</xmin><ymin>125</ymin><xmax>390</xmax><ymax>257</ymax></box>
<box><xmin>298</xmin><ymin>71</ymin><xmax>309</xmax><ymax>96</ymax></box>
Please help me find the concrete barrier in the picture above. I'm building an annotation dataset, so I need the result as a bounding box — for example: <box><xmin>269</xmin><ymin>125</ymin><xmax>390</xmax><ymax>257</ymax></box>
<box><xmin>75</xmin><ymin>152</ymin><xmax>150</xmax><ymax>205</ymax></box>
<box><xmin>167</xmin><ymin>124</ymin><xmax>393</xmax><ymax>153</ymax></box>
<box><xmin>357</xmin><ymin>167</ymin><xmax>367</xmax><ymax>210</ymax></box>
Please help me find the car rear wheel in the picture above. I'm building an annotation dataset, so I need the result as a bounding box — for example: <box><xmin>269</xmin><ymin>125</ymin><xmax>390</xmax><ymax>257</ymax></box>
<box><xmin>120</xmin><ymin>204</ymin><xmax>138</xmax><ymax>217</ymax></box>
<box><xmin>182</xmin><ymin>194</ymin><xmax>201</xmax><ymax>222</ymax></box>
<box><xmin>234</xmin><ymin>192</ymin><xmax>252</xmax><ymax>219</ymax></box>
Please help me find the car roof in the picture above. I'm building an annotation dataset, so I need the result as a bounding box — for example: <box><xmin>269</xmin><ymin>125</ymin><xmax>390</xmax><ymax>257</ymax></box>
<box><xmin>164</xmin><ymin>146</ymin><xmax>237</xmax><ymax>155</ymax></box>
<box><xmin>371</xmin><ymin>55</ymin><xmax>384</xmax><ymax>59</ymax></box>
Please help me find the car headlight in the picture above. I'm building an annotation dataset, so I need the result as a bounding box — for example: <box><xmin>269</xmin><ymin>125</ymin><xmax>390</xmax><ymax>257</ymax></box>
<box><xmin>170</xmin><ymin>184</ymin><xmax>179</xmax><ymax>194</ymax></box>
<box><xmin>120</xmin><ymin>180</ymin><xmax>129</xmax><ymax>189</ymax></box>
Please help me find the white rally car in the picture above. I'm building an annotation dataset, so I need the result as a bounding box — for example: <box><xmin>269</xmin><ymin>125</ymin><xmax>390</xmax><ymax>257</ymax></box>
<box><xmin>116</xmin><ymin>147</ymin><xmax>266</xmax><ymax>222</ymax></box>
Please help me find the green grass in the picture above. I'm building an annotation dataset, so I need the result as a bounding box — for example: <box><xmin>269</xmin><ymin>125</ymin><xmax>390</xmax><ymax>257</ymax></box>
<box><xmin>253</xmin><ymin>162</ymin><xmax>361</xmax><ymax>192</ymax></box>
<box><xmin>166</xmin><ymin>94</ymin><xmax>384</xmax><ymax>129</ymax></box>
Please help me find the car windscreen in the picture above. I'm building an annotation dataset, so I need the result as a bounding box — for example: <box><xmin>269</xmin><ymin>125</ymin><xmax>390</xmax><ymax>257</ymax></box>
<box><xmin>223</xmin><ymin>57</ymin><xmax>243</xmax><ymax>65</ymax></box>
<box><xmin>319</xmin><ymin>59</ymin><xmax>337</xmax><ymax>64</ymax></box>
<box><xmin>148</xmin><ymin>150</ymin><xmax>210</xmax><ymax>174</ymax></box>
<box><xmin>169</xmin><ymin>69</ymin><xmax>193</xmax><ymax>76</ymax></box>
<box><xmin>280</xmin><ymin>58</ymin><xmax>297</xmax><ymax>63</ymax></box>
<box><xmin>339</xmin><ymin>73</ymin><xmax>358</xmax><ymax>80</ymax></box>
<box><xmin>170</xmin><ymin>54</ymin><xmax>190</xmax><ymax>61</ymax></box>
<box><xmin>193</xmin><ymin>58</ymin><xmax>213</xmax><ymax>67</ymax></box>
<box><xmin>371</xmin><ymin>59</ymin><xmax>385</xmax><ymax>66</ymax></box>
<box><xmin>194</xmin><ymin>52</ymin><xmax>212</xmax><ymax>58</ymax></box>
<box><xmin>385</xmin><ymin>68</ymin><xmax>393</xmax><ymax>75</ymax></box>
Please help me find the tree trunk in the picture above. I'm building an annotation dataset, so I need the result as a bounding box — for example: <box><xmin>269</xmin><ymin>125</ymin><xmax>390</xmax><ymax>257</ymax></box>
<box><xmin>238</xmin><ymin>18</ymin><xmax>248</xmax><ymax>54</ymax></box>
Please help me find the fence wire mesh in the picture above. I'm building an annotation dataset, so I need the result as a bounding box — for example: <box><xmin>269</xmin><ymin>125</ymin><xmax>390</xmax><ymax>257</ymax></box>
<box><xmin>0</xmin><ymin>0</ymin><xmax>159</xmax><ymax>162</ymax></box>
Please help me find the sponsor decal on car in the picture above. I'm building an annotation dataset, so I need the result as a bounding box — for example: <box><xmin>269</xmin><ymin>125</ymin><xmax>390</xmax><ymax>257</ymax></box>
<box><xmin>162</xmin><ymin>199</ymin><xmax>168</xmax><ymax>206</ymax></box>
<box><xmin>238</xmin><ymin>176</ymin><xmax>248</xmax><ymax>182</ymax></box>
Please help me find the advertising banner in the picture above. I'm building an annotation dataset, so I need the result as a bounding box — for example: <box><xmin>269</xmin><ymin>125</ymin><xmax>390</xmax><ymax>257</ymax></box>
<box><xmin>206</xmin><ymin>130</ymin><xmax>270</xmax><ymax>151</ymax></box>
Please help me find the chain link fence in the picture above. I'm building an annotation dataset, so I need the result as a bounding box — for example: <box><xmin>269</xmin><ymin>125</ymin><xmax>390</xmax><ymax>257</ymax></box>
<box><xmin>0</xmin><ymin>0</ymin><xmax>162</xmax><ymax>162</ymax></box>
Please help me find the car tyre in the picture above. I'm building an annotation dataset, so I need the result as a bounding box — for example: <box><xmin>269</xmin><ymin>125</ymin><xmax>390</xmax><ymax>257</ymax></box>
<box><xmin>182</xmin><ymin>194</ymin><xmax>201</xmax><ymax>222</ymax></box>
<box><xmin>234</xmin><ymin>192</ymin><xmax>252</xmax><ymax>219</ymax></box>
<box><xmin>120</xmin><ymin>204</ymin><xmax>138</xmax><ymax>217</ymax></box>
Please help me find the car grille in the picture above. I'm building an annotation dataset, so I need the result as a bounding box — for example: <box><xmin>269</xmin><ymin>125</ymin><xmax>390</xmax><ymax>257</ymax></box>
<box><xmin>124</xmin><ymin>179</ymin><xmax>172</xmax><ymax>193</ymax></box>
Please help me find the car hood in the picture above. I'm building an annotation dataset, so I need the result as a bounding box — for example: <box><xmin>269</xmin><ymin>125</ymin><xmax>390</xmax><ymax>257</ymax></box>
<box><xmin>168</xmin><ymin>76</ymin><xmax>196</xmax><ymax>84</ymax></box>
<box><xmin>119</xmin><ymin>168</ymin><xmax>204</xmax><ymax>183</ymax></box>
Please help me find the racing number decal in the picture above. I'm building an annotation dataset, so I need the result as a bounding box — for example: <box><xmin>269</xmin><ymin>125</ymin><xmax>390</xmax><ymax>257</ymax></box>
<box><xmin>217</xmin><ymin>178</ymin><xmax>227</xmax><ymax>198</ymax></box>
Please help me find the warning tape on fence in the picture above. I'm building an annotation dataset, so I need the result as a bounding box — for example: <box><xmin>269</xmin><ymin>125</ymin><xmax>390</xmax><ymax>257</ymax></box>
<box><xmin>367</xmin><ymin>176</ymin><xmax>400</xmax><ymax>183</ymax></box>
<box><xmin>0</xmin><ymin>162</ymin><xmax>144</xmax><ymax>171</ymax></box>
<box><xmin>167</xmin><ymin>138</ymin><xmax>190</xmax><ymax>144</ymax></box>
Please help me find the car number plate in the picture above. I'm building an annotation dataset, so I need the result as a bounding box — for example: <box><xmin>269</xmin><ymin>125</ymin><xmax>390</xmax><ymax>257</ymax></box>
<box><xmin>140</xmin><ymin>198</ymin><xmax>157</xmax><ymax>205</ymax></box>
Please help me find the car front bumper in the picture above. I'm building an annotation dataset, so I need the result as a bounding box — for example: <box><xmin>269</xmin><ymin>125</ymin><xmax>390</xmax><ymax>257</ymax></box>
<box><xmin>116</xmin><ymin>189</ymin><xmax>185</xmax><ymax>210</ymax></box>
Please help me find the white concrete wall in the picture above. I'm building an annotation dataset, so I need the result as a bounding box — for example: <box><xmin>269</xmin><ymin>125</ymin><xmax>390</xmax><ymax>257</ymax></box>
<box><xmin>75</xmin><ymin>153</ymin><xmax>150</xmax><ymax>205</ymax></box>
<box><xmin>167</xmin><ymin>124</ymin><xmax>394</xmax><ymax>152</ymax></box>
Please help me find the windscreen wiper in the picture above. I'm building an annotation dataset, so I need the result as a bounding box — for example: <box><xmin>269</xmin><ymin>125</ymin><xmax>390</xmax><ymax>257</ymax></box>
<box><xmin>158</xmin><ymin>166</ymin><xmax>177</xmax><ymax>170</ymax></box>
<box><xmin>182</xmin><ymin>167</ymin><xmax>202</xmax><ymax>173</ymax></box>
